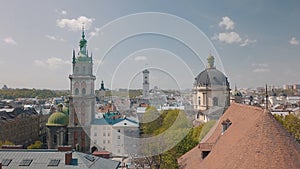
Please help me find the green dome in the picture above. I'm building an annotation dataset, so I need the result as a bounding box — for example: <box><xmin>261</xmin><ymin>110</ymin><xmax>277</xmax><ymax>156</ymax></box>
<box><xmin>232</xmin><ymin>90</ymin><xmax>243</xmax><ymax>97</ymax></box>
<box><xmin>46</xmin><ymin>111</ymin><xmax>68</xmax><ymax>126</ymax></box>
<box><xmin>62</xmin><ymin>106</ymin><xmax>69</xmax><ymax>115</ymax></box>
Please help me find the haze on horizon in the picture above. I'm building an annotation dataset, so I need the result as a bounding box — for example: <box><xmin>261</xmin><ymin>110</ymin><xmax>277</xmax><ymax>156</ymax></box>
<box><xmin>0</xmin><ymin>0</ymin><xmax>299</xmax><ymax>90</ymax></box>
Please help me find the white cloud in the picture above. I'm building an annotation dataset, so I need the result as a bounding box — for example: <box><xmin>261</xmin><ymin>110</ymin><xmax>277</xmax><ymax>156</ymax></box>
<box><xmin>213</xmin><ymin>16</ymin><xmax>256</xmax><ymax>46</ymax></box>
<box><xmin>252</xmin><ymin>63</ymin><xmax>270</xmax><ymax>73</ymax></box>
<box><xmin>56</xmin><ymin>16</ymin><xmax>94</xmax><ymax>31</ymax></box>
<box><xmin>214</xmin><ymin>32</ymin><xmax>242</xmax><ymax>44</ymax></box>
<box><xmin>34</xmin><ymin>57</ymin><xmax>70</xmax><ymax>69</ymax></box>
<box><xmin>61</xmin><ymin>10</ymin><xmax>67</xmax><ymax>15</ymax></box>
<box><xmin>240</xmin><ymin>38</ymin><xmax>257</xmax><ymax>47</ymax></box>
<box><xmin>89</xmin><ymin>27</ymin><xmax>102</xmax><ymax>39</ymax></box>
<box><xmin>134</xmin><ymin>56</ymin><xmax>147</xmax><ymax>61</ymax></box>
<box><xmin>3</xmin><ymin>37</ymin><xmax>17</xmax><ymax>45</ymax></box>
<box><xmin>94</xmin><ymin>59</ymin><xmax>103</xmax><ymax>66</ymax></box>
<box><xmin>253</xmin><ymin>68</ymin><xmax>270</xmax><ymax>73</ymax></box>
<box><xmin>289</xmin><ymin>37</ymin><xmax>299</xmax><ymax>45</ymax></box>
<box><xmin>55</xmin><ymin>9</ymin><xmax>67</xmax><ymax>15</ymax></box>
<box><xmin>45</xmin><ymin>35</ymin><xmax>64</xmax><ymax>41</ymax></box>
<box><xmin>219</xmin><ymin>16</ymin><xmax>235</xmax><ymax>30</ymax></box>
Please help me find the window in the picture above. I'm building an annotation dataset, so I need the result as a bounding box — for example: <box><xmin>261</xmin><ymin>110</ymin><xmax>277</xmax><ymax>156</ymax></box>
<box><xmin>19</xmin><ymin>159</ymin><xmax>33</xmax><ymax>166</ymax></box>
<box><xmin>75</xmin><ymin>88</ymin><xmax>79</xmax><ymax>95</ymax></box>
<box><xmin>198</xmin><ymin>96</ymin><xmax>201</xmax><ymax>105</ymax></box>
<box><xmin>94</xmin><ymin>132</ymin><xmax>97</xmax><ymax>137</ymax></box>
<box><xmin>213</xmin><ymin>97</ymin><xmax>218</xmax><ymax>106</ymax></box>
<box><xmin>108</xmin><ymin>140</ymin><xmax>110</xmax><ymax>144</ymax></box>
<box><xmin>103</xmin><ymin>140</ymin><xmax>106</xmax><ymax>144</ymax></box>
<box><xmin>82</xmin><ymin>88</ymin><xmax>86</xmax><ymax>95</ymax></box>
<box><xmin>202</xmin><ymin>151</ymin><xmax>210</xmax><ymax>159</ymax></box>
<box><xmin>48</xmin><ymin>159</ymin><xmax>60</xmax><ymax>166</ymax></box>
<box><xmin>54</xmin><ymin>135</ymin><xmax>57</xmax><ymax>144</ymax></box>
<box><xmin>117</xmin><ymin>129</ymin><xmax>121</xmax><ymax>132</ymax></box>
<box><xmin>103</xmin><ymin>132</ymin><xmax>106</xmax><ymax>136</ymax></box>
<box><xmin>107</xmin><ymin>132</ymin><xmax>110</xmax><ymax>136</ymax></box>
<box><xmin>84</xmin><ymin>155</ymin><xmax>95</xmax><ymax>162</ymax></box>
<box><xmin>83</xmin><ymin>66</ymin><xmax>86</xmax><ymax>74</ymax></box>
<box><xmin>117</xmin><ymin>135</ymin><xmax>120</xmax><ymax>139</ymax></box>
<box><xmin>124</xmin><ymin>123</ymin><xmax>127</xmax><ymax>125</ymax></box>
<box><xmin>2</xmin><ymin>159</ymin><xmax>12</xmax><ymax>166</ymax></box>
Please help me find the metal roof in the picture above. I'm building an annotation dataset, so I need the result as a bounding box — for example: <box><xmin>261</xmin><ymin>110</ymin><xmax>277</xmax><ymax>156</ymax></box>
<box><xmin>0</xmin><ymin>149</ymin><xmax>120</xmax><ymax>169</ymax></box>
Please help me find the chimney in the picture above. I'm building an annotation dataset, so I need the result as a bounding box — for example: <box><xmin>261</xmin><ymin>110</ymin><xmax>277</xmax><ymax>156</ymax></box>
<box><xmin>221</xmin><ymin>120</ymin><xmax>227</xmax><ymax>135</ymax></box>
<box><xmin>58</xmin><ymin>145</ymin><xmax>72</xmax><ymax>152</ymax></box>
<box><xmin>65</xmin><ymin>152</ymin><xmax>72</xmax><ymax>165</ymax></box>
<box><xmin>221</xmin><ymin>118</ymin><xmax>232</xmax><ymax>135</ymax></box>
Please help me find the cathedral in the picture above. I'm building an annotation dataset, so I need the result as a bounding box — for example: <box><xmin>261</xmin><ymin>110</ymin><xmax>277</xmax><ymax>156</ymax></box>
<box><xmin>67</xmin><ymin>27</ymin><xmax>96</xmax><ymax>152</ymax></box>
<box><xmin>193</xmin><ymin>54</ymin><xmax>230</xmax><ymax>123</ymax></box>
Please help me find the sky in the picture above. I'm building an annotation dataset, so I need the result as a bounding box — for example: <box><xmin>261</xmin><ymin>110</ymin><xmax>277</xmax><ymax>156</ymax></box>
<box><xmin>0</xmin><ymin>0</ymin><xmax>299</xmax><ymax>90</ymax></box>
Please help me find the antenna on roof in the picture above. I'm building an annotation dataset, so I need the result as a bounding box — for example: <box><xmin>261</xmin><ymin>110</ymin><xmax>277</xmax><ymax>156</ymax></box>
<box><xmin>265</xmin><ymin>84</ymin><xmax>268</xmax><ymax>110</ymax></box>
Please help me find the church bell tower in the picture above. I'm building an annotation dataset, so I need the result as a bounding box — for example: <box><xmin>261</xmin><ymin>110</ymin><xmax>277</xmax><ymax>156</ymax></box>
<box><xmin>68</xmin><ymin>26</ymin><xmax>96</xmax><ymax>152</ymax></box>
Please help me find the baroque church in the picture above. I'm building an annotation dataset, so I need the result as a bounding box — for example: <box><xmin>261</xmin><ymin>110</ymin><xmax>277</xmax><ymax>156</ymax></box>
<box><xmin>193</xmin><ymin>54</ymin><xmax>230</xmax><ymax>123</ymax></box>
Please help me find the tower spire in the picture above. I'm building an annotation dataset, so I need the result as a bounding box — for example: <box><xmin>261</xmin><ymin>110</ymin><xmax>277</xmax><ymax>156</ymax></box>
<box><xmin>72</xmin><ymin>49</ymin><xmax>76</xmax><ymax>63</ymax></box>
<box><xmin>79</xmin><ymin>23</ymin><xmax>87</xmax><ymax>56</ymax></box>
<box><xmin>82</xmin><ymin>24</ymin><xmax>85</xmax><ymax>39</ymax></box>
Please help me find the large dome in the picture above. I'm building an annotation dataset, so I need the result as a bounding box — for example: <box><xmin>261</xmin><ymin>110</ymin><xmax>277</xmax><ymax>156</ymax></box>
<box><xmin>46</xmin><ymin>111</ymin><xmax>68</xmax><ymax>126</ymax></box>
<box><xmin>195</xmin><ymin>68</ymin><xmax>229</xmax><ymax>87</ymax></box>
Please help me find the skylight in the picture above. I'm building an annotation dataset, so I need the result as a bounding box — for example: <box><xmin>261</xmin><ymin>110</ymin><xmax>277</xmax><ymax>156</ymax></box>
<box><xmin>48</xmin><ymin>159</ymin><xmax>60</xmax><ymax>166</ymax></box>
<box><xmin>19</xmin><ymin>159</ymin><xmax>33</xmax><ymax>166</ymax></box>
<box><xmin>84</xmin><ymin>155</ymin><xmax>95</xmax><ymax>162</ymax></box>
<box><xmin>2</xmin><ymin>159</ymin><xmax>12</xmax><ymax>166</ymax></box>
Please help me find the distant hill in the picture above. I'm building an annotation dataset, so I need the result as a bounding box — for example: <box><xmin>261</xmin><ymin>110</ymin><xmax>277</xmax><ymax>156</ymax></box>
<box><xmin>0</xmin><ymin>88</ymin><xmax>69</xmax><ymax>99</ymax></box>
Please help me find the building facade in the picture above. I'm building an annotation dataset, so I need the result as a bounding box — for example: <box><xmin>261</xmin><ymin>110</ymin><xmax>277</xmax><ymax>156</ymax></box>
<box><xmin>90</xmin><ymin>112</ymin><xmax>139</xmax><ymax>157</ymax></box>
<box><xmin>0</xmin><ymin>107</ymin><xmax>40</xmax><ymax>146</ymax></box>
<box><xmin>68</xmin><ymin>28</ymin><xmax>96</xmax><ymax>153</ymax></box>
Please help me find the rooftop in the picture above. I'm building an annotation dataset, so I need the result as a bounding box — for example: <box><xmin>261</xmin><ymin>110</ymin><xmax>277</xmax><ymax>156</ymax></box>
<box><xmin>0</xmin><ymin>149</ymin><xmax>120</xmax><ymax>169</ymax></box>
<box><xmin>178</xmin><ymin>103</ymin><xmax>300</xmax><ymax>169</ymax></box>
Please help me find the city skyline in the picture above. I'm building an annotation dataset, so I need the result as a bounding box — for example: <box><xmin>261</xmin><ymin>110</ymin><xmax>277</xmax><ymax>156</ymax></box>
<box><xmin>0</xmin><ymin>0</ymin><xmax>299</xmax><ymax>90</ymax></box>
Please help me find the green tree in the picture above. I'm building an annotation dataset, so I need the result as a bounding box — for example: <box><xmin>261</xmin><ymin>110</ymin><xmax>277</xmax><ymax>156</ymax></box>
<box><xmin>139</xmin><ymin>108</ymin><xmax>209</xmax><ymax>169</ymax></box>
<box><xmin>27</xmin><ymin>141</ymin><xmax>43</xmax><ymax>149</ymax></box>
<box><xmin>0</xmin><ymin>140</ymin><xmax>14</xmax><ymax>148</ymax></box>
<box><xmin>274</xmin><ymin>113</ymin><xmax>300</xmax><ymax>142</ymax></box>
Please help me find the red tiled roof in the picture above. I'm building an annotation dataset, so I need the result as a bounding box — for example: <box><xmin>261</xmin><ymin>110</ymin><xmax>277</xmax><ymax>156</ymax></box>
<box><xmin>178</xmin><ymin>103</ymin><xmax>300</xmax><ymax>169</ymax></box>
<box><xmin>98</xmin><ymin>104</ymin><xmax>116</xmax><ymax>113</ymax></box>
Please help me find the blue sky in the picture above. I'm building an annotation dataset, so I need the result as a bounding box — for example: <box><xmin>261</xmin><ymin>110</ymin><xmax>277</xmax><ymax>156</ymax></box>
<box><xmin>0</xmin><ymin>0</ymin><xmax>299</xmax><ymax>90</ymax></box>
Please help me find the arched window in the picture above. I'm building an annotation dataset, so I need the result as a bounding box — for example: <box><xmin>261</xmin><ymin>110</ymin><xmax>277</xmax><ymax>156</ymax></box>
<box><xmin>198</xmin><ymin>96</ymin><xmax>201</xmax><ymax>106</ymax></box>
<box><xmin>75</xmin><ymin>88</ymin><xmax>79</xmax><ymax>95</ymax></box>
<box><xmin>82</xmin><ymin>88</ymin><xmax>86</xmax><ymax>95</ymax></box>
<box><xmin>91</xmin><ymin>146</ymin><xmax>98</xmax><ymax>153</ymax></box>
<box><xmin>83</xmin><ymin>66</ymin><xmax>86</xmax><ymax>74</ymax></box>
<box><xmin>54</xmin><ymin>135</ymin><xmax>57</xmax><ymax>144</ymax></box>
<box><xmin>213</xmin><ymin>97</ymin><xmax>218</xmax><ymax>106</ymax></box>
